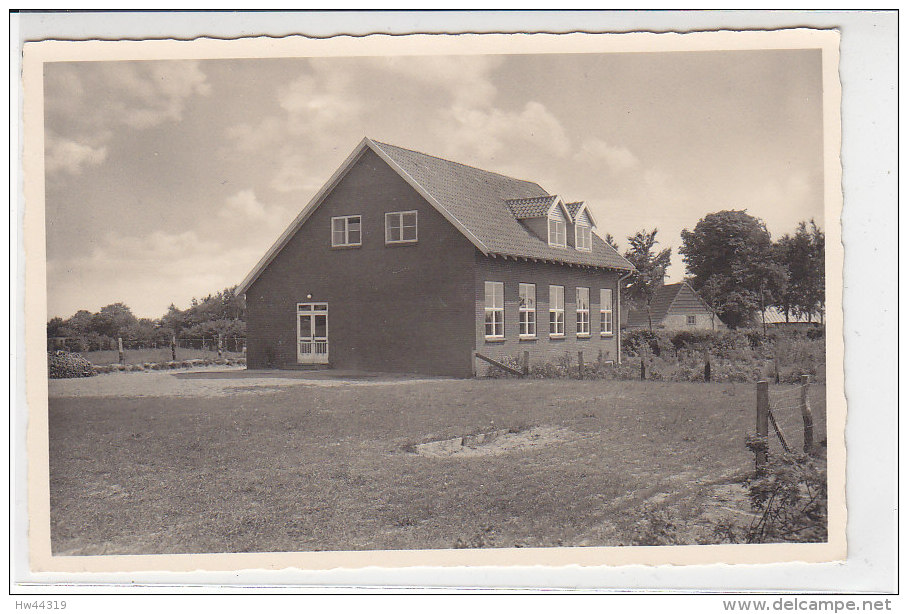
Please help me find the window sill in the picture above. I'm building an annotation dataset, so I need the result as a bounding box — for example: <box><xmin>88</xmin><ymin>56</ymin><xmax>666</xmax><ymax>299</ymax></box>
<box><xmin>576</xmin><ymin>333</ymin><xmax>591</xmax><ymax>339</ymax></box>
<box><xmin>549</xmin><ymin>334</ymin><xmax>565</xmax><ymax>339</ymax></box>
<box><xmin>518</xmin><ymin>335</ymin><xmax>537</xmax><ymax>341</ymax></box>
<box><xmin>330</xmin><ymin>244</ymin><xmax>362</xmax><ymax>250</ymax></box>
<box><xmin>600</xmin><ymin>332</ymin><xmax>614</xmax><ymax>338</ymax></box>
<box><xmin>385</xmin><ymin>240</ymin><xmax>418</xmax><ymax>246</ymax></box>
<box><xmin>484</xmin><ymin>336</ymin><xmax>506</xmax><ymax>343</ymax></box>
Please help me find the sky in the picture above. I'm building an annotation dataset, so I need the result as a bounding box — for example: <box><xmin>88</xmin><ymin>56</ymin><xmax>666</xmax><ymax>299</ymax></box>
<box><xmin>43</xmin><ymin>49</ymin><xmax>825</xmax><ymax>319</ymax></box>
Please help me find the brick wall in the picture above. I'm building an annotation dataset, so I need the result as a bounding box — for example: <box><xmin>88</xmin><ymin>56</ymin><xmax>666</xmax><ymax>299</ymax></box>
<box><xmin>473</xmin><ymin>255</ymin><xmax>622</xmax><ymax>374</ymax></box>
<box><xmin>246</xmin><ymin>148</ymin><xmax>477</xmax><ymax>377</ymax></box>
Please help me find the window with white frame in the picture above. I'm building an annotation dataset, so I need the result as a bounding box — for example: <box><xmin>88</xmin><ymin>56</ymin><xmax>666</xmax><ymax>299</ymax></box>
<box><xmin>687</xmin><ymin>315</ymin><xmax>697</xmax><ymax>326</ymax></box>
<box><xmin>549</xmin><ymin>285</ymin><xmax>565</xmax><ymax>337</ymax></box>
<box><xmin>576</xmin><ymin>287</ymin><xmax>590</xmax><ymax>336</ymax></box>
<box><xmin>484</xmin><ymin>281</ymin><xmax>505</xmax><ymax>339</ymax></box>
<box><xmin>385</xmin><ymin>210</ymin><xmax>418</xmax><ymax>243</ymax></box>
<box><xmin>600</xmin><ymin>288</ymin><xmax>614</xmax><ymax>335</ymax></box>
<box><xmin>575</xmin><ymin>223</ymin><xmax>592</xmax><ymax>251</ymax></box>
<box><xmin>519</xmin><ymin>283</ymin><xmax>536</xmax><ymax>338</ymax></box>
<box><xmin>547</xmin><ymin>209</ymin><xmax>567</xmax><ymax>248</ymax></box>
<box><xmin>331</xmin><ymin>215</ymin><xmax>362</xmax><ymax>247</ymax></box>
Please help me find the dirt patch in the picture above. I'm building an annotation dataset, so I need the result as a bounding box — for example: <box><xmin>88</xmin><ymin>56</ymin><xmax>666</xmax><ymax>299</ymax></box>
<box><xmin>412</xmin><ymin>426</ymin><xmax>578</xmax><ymax>458</ymax></box>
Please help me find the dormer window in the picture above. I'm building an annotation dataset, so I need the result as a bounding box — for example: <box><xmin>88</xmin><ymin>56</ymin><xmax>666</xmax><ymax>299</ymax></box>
<box><xmin>548</xmin><ymin>218</ymin><xmax>566</xmax><ymax>247</ymax></box>
<box><xmin>547</xmin><ymin>205</ymin><xmax>568</xmax><ymax>248</ymax></box>
<box><xmin>575</xmin><ymin>223</ymin><xmax>592</xmax><ymax>251</ymax></box>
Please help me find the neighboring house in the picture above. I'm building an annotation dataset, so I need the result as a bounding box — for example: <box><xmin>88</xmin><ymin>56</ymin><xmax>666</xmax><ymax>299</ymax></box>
<box><xmin>624</xmin><ymin>282</ymin><xmax>724</xmax><ymax>331</ymax></box>
<box><xmin>236</xmin><ymin>137</ymin><xmax>635</xmax><ymax>377</ymax></box>
<box><xmin>760</xmin><ymin>306</ymin><xmax>823</xmax><ymax>329</ymax></box>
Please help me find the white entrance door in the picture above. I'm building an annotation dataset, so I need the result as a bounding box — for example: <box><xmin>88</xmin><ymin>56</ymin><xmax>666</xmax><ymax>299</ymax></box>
<box><xmin>297</xmin><ymin>303</ymin><xmax>329</xmax><ymax>364</ymax></box>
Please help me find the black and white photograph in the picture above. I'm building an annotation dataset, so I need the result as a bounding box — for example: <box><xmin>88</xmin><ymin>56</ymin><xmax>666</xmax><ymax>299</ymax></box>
<box><xmin>21</xmin><ymin>26</ymin><xmax>851</xmax><ymax>577</ymax></box>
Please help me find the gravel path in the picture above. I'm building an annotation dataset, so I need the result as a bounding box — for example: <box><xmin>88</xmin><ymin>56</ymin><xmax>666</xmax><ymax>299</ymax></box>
<box><xmin>48</xmin><ymin>367</ymin><xmax>450</xmax><ymax>398</ymax></box>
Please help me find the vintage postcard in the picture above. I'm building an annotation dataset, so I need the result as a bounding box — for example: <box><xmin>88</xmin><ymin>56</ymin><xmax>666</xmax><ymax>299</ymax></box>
<box><xmin>22</xmin><ymin>29</ymin><xmax>845</xmax><ymax>575</ymax></box>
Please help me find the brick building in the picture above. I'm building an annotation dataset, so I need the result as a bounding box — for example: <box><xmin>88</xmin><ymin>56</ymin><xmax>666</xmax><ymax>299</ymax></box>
<box><xmin>237</xmin><ymin>138</ymin><xmax>635</xmax><ymax>377</ymax></box>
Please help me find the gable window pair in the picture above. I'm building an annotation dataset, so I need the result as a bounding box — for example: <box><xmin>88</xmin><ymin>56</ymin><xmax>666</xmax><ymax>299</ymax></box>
<box><xmin>331</xmin><ymin>210</ymin><xmax>418</xmax><ymax>247</ymax></box>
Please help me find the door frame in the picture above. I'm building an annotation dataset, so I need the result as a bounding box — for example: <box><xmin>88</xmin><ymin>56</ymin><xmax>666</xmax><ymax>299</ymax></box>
<box><xmin>296</xmin><ymin>302</ymin><xmax>329</xmax><ymax>364</ymax></box>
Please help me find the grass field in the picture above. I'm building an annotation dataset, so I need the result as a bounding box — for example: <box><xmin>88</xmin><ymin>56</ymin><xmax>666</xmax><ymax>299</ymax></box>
<box><xmin>47</xmin><ymin>373</ymin><xmax>826</xmax><ymax>554</ymax></box>
<box><xmin>79</xmin><ymin>347</ymin><xmax>244</xmax><ymax>366</ymax></box>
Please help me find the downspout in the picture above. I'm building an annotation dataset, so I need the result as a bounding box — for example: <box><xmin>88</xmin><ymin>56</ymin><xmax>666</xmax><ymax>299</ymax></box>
<box><xmin>616</xmin><ymin>269</ymin><xmax>634</xmax><ymax>365</ymax></box>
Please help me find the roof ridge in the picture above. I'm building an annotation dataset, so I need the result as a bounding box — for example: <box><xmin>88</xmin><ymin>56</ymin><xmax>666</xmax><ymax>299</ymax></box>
<box><xmin>371</xmin><ymin>139</ymin><xmax>549</xmax><ymax>193</ymax></box>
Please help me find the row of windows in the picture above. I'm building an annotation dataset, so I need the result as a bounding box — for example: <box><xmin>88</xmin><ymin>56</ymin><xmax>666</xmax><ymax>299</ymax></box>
<box><xmin>484</xmin><ymin>282</ymin><xmax>613</xmax><ymax>340</ymax></box>
<box><xmin>330</xmin><ymin>211</ymin><xmax>418</xmax><ymax>247</ymax></box>
<box><xmin>547</xmin><ymin>217</ymin><xmax>592</xmax><ymax>251</ymax></box>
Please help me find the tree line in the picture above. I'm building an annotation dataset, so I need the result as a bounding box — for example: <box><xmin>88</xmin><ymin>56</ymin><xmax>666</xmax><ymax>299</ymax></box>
<box><xmin>47</xmin><ymin>287</ymin><xmax>246</xmax><ymax>352</ymax></box>
<box><xmin>610</xmin><ymin>210</ymin><xmax>825</xmax><ymax>330</ymax></box>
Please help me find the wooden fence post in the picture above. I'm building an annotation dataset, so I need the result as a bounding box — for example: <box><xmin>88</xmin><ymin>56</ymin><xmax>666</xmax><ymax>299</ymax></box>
<box><xmin>171</xmin><ymin>334</ymin><xmax>177</xmax><ymax>362</ymax></box>
<box><xmin>756</xmin><ymin>380</ymin><xmax>769</xmax><ymax>474</ymax></box>
<box><xmin>800</xmin><ymin>374</ymin><xmax>814</xmax><ymax>453</ymax></box>
<box><xmin>217</xmin><ymin>334</ymin><xmax>224</xmax><ymax>358</ymax></box>
<box><xmin>703</xmin><ymin>347</ymin><xmax>711</xmax><ymax>382</ymax></box>
<box><xmin>117</xmin><ymin>337</ymin><xmax>124</xmax><ymax>365</ymax></box>
<box><xmin>577</xmin><ymin>350</ymin><xmax>584</xmax><ymax>379</ymax></box>
<box><xmin>522</xmin><ymin>350</ymin><xmax>530</xmax><ymax>377</ymax></box>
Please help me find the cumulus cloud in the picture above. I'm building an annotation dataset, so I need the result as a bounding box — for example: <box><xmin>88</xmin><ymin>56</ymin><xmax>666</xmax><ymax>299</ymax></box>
<box><xmin>45</xmin><ymin>132</ymin><xmax>108</xmax><ymax>175</ymax></box>
<box><xmin>44</xmin><ymin>61</ymin><xmax>210</xmax><ymax>176</ymax></box>
<box><xmin>441</xmin><ymin>101</ymin><xmax>571</xmax><ymax>163</ymax></box>
<box><xmin>218</xmin><ymin>189</ymin><xmax>294</xmax><ymax>232</ymax></box>
<box><xmin>574</xmin><ymin>137</ymin><xmax>640</xmax><ymax>173</ymax></box>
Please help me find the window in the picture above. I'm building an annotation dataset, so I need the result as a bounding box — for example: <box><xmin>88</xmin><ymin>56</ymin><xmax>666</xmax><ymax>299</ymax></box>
<box><xmin>331</xmin><ymin>215</ymin><xmax>362</xmax><ymax>247</ymax></box>
<box><xmin>519</xmin><ymin>283</ymin><xmax>536</xmax><ymax>338</ymax></box>
<box><xmin>575</xmin><ymin>224</ymin><xmax>592</xmax><ymax>251</ymax></box>
<box><xmin>600</xmin><ymin>288</ymin><xmax>613</xmax><ymax>336</ymax></box>
<box><xmin>687</xmin><ymin>315</ymin><xmax>697</xmax><ymax>326</ymax></box>
<box><xmin>549</xmin><ymin>285</ymin><xmax>565</xmax><ymax>337</ymax></box>
<box><xmin>385</xmin><ymin>210</ymin><xmax>418</xmax><ymax>243</ymax></box>
<box><xmin>484</xmin><ymin>282</ymin><xmax>504</xmax><ymax>339</ymax></box>
<box><xmin>548</xmin><ymin>217</ymin><xmax>567</xmax><ymax>248</ymax></box>
<box><xmin>576</xmin><ymin>287</ymin><xmax>590</xmax><ymax>336</ymax></box>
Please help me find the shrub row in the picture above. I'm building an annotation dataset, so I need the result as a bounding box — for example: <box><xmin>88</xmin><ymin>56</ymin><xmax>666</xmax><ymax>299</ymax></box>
<box><xmin>92</xmin><ymin>357</ymin><xmax>247</xmax><ymax>374</ymax></box>
<box><xmin>47</xmin><ymin>351</ymin><xmax>96</xmax><ymax>379</ymax></box>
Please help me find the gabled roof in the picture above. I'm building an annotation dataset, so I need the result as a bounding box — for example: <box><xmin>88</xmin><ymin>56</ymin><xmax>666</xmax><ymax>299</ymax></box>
<box><xmin>505</xmin><ymin>195</ymin><xmax>558</xmax><ymax>219</ymax></box>
<box><xmin>565</xmin><ymin>201</ymin><xmax>584</xmax><ymax>218</ymax></box>
<box><xmin>237</xmin><ymin>138</ymin><xmax>634</xmax><ymax>294</ymax></box>
<box><xmin>626</xmin><ymin>282</ymin><xmax>713</xmax><ymax>328</ymax></box>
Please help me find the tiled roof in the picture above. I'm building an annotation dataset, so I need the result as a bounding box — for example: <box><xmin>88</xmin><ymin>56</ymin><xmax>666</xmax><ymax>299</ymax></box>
<box><xmin>504</xmin><ymin>195</ymin><xmax>558</xmax><ymax>219</ymax></box>
<box><xmin>626</xmin><ymin>283</ymin><xmax>686</xmax><ymax>327</ymax></box>
<box><xmin>237</xmin><ymin>138</ymin><xmax>635</xmax><ymax>295</ymax></box>
<box><xmin>565</xmin><ymin>201</ymin><xmax>584</xmax><ymax>218</ymax></box>
<box><xmin>371</xmin><ymin>140</ymin><xmax>634</xmax><ymax>271</ymax></box>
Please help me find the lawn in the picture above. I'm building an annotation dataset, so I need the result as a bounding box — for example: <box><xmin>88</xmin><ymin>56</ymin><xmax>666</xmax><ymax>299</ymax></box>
<box><xmin>47</xmin><ymin>373</ymin><xmax>826</xmax><ymax>554</ymax></box>
<box><xmin>79</xmin><ymin>347</ymin><xmax>244</xmax><ymax>366</ymax></box>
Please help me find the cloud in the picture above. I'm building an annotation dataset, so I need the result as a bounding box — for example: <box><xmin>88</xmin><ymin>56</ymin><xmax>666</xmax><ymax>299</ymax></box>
<box><xmin>47</xmin><ymin>229</ymin><xmax>262</xmax><ymax>318</ymax></box>
<box><xmin>44</xmin><ymin>61</ymin><xmax>210</xmax><ymax>176</ymax></box>
<box><xmin>368</xmin><ymin>55</ymin><xmax>501</xmax><ymax>108</ymax></box>
<box><xmin>574</xmin><ymin>137</ymin><xmax>640</xmax><ymax>173</ymax></box>
<box><xmin>46</xmin><ymin>61</ymin><xmax>210</xmax><ymax>133</ymax></box>
<box><xmin>218</xmin><ymin>189</ymin><xmax>295</xmax><ymax>233</ymax></box>
<box><xmin>440</xmin><ymin>101</ymin><xmax>571</xmax><ymax>163</ymax></box>
<box><xmin>45</xmin><ymin>132</ymin><xmax>108</xmax><ymax>175</ymax></box>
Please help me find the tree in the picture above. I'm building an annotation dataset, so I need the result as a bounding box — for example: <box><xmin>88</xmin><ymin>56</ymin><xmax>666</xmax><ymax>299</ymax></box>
<box><xmin>89</xmin><ymin>302</ymin><xmax>138</xmax><ymax>338</ymax></box>
<box><xmin>604</xmin><ymin>233</ymin><xmax>620</xmax><ymax>251</ymax></box>
<box><xmin>622</xmin><ymin>229</ymin><xmax>672</xmax><ymax>331</ymax></box>
<box><xmin>774</xmin><ymin>220</ymin><xmax>825</xmax><ymax>323</ymax></box>
<box><xmin>680</xmin><ymin>210</ymin><xmax>781</xmax><ymax>329</ymax></box>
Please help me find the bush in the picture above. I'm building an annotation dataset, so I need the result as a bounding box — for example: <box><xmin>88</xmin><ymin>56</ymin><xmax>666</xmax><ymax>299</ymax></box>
<box><xmin>743</xmin><ymin>438</ymin><xmax>827</xmax><ymax>543</ymax></box>
<box><xmin>47</xmin><ymin>351</ymin><xmax>96</xmax><ymax>379</ymax></box>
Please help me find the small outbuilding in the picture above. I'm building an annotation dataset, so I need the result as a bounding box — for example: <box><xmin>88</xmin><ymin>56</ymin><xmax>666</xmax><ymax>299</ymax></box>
<box><xmin>624</xmin><ymin>282</ymin><xmax>724</xmax><ymax>331</ymax></box>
